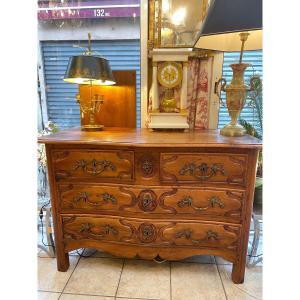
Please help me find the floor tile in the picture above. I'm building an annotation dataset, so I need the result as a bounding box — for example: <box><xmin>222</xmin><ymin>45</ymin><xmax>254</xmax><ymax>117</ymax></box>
<box><xmin>117</xmin><ymin>259</ymin><xmax>170</xmax><ymax>300</ymax></box>
<box><xmin>37</xmin><ymin>291</ymin><xmax>61</xmax><ymax>300</ymax></box>
<box><xmin>218</xmin><ymin>264</ymin><xmax>262</xmax><ymax>300</ymax></box>
<box><xmin>215</xmin><ymin>256</ymin><xmax>232</xmax><ymax>265</ymax></box>
<box><xmin>64</xmin><ymin>257</ymin><xmax>123</xmax><ymax>296</ymax></box>
<box><xmin>60</xmin><ymin>294</ymin><xmax>114</xmax><ymax>299</ymax></box>
<box><xmin>116</xmin><ymin>298</ymin><xmax>148</xmax><ymax>300</ymax></box>
<box><xmin>171</xmin><ymin>262</ymin><xmax>226</xmax><ymax>300</ymax></box>
<box><xmin>38</xmin><ymin>256</ymin><xmax>79</xmax><ymax>292</ymax></box>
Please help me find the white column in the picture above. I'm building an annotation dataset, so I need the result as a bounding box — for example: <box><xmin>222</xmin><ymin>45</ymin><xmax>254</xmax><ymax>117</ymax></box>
<box><xmin>152</xmin><ymin>62</ymin><xmax>159</xmax><ymax>111</ymax></box>
<box><xmin>180</xmin><ymin>61</ymin><xmax>188</xmax><ymax>111</ymax></box>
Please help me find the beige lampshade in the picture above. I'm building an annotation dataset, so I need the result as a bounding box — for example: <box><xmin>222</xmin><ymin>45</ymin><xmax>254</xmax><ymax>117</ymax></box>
<box><xmin>194</xmin><ymin>0</ymin><xmax>262</xmax><ymax>51</ymax></box>
<box><xmin>194</xmin><ymin>29</ymin><xmax>262</xmax><ymax>51</ymax></box>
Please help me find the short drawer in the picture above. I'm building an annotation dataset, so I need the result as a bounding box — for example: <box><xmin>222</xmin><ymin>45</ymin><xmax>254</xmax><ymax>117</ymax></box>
<box><xmin>160</xmin><ymin>153</ymin><xmax>247</xmax><ymax>186</ymax></box>
<box><xmin>62</xmin><ymin>215</ymin><xmax>240</xmax><ymax>251</ymax></box>
<box><xmin>58</xmin><ymin>184</ymin><xmax>244</xmax><ymax>223</ymax></box>
<box><xmin>51</xmin><ymin>149</ymin><xmax>134</xmax><ymax>182</ymax></box>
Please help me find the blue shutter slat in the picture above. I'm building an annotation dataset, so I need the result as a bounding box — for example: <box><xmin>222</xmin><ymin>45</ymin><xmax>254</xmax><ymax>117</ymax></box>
<box><xmin>42</xmin><ymin>40</ymin><xmax>141</xmax><ymax>129</ymax></box>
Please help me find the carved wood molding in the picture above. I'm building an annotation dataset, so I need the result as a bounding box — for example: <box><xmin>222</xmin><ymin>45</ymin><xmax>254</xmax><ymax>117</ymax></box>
<box><xmin>63</xmin><ymin>218</ymin><xmax>239</xmax><ymax>250</ymax></box>
<box><xmin>118</xmin><ymin>187</ymin><xmax>138</xmax><ymax>211</ymax></box>
<box><xmin>160</xmin><ymin>154</ymin><xmax>178</xmax><ymax>182</ymax></box>
<box><xmin>52</xmin><ymin>151</ymin><xmax>70</xmax><ymax>162</ymax></box>
<box><xmin>227</xmin><ymin>156</ymin><xmax>247</xmax><ymax>185</ymax></box>
<box><xmin>116</xmin><ymin>150</ymin><xmax>134</xmax><ymax>179</ymax></box>
<box><xmin>158</xmin><ymin>188</ymin><xmax>178</xmax><ymax>214</ymax></box>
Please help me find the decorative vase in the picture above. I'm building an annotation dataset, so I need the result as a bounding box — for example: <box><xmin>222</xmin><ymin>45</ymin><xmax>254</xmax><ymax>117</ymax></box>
<box><xmin>217</xmin><ymin>63</ymin><xmax>254</xmax><ymax>137</ymax></box>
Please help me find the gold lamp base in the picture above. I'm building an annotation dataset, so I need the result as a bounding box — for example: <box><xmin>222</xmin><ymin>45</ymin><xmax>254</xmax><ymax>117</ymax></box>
<box><xmin>216</xmin><ymin>63</ymin><xmax>253</xmax><ymax>138</ymax></box>
<box><xmin>220</xmin><ymin>123</ymin><xmax>246</xmax><ymax>137</ymax></box>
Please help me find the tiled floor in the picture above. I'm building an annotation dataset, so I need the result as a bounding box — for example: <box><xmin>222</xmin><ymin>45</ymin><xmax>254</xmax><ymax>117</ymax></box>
<box><xmin>38</xmin><ymin>245</ymin><xmax>262</xmax><ymax>300</ymax></box>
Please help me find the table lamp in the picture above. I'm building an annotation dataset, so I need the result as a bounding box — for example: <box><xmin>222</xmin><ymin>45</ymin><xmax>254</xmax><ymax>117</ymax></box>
<box><xmin>64</xmin><ymin>33</ymin><xmax>115</xmax><ymax>131</ymax></box>
<box><xmin>194</xmin><ymin>0</ymin><xmax>262</xmax><ymax>137</ymax></box>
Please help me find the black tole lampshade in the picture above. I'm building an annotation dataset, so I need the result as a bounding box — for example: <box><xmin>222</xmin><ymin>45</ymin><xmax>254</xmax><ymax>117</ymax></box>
<box><xmin>64</xmin><ymin>55</ymin><xmax>115</xmax><ymax>85</ymax></box>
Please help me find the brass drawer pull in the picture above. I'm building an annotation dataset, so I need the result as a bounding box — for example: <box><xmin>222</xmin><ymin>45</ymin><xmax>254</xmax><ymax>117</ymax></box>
<box><xmin>177</xmin><ymin>196</ymin><xmax>225</xmax><ymax>211</ymax></box>
<box><xmin>73</xmin><ymin>159</ymin><xmax>116</xmax><ymax>175</ymax></box>
<box><xmin>73</xmin><ymin>192</ymin><xmax>117</xmax><ymax>206</ymax></box>
<box><xmin>175</xmin><ymin>229</ymin><xmax>219</xmax><ymax>243</ymax></box>
<box><xmin>79</xmin><ymin>223</ymin><xmax>118</xmax><ymax>237</ymax></box>
<box><xmin>179</xmin><ymin>162</ymin><xmax>226</xmax><ymax>180</ymax></box>
<box><xmin>99</xmin><ymin>193</ymin><xmax>117</xmax><ymax>204</ymax></box>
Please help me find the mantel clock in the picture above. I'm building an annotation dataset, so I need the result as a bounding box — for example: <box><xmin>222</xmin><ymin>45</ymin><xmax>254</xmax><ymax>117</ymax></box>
<box><xmin>157</xmin><ymin>61</ymin><xmax>182</xmax><ymax>113</ymax></box>
<box><xmin>148</xmin><ymin>48</ymin><xmax>190</xmax><ymax>130</ymax></box>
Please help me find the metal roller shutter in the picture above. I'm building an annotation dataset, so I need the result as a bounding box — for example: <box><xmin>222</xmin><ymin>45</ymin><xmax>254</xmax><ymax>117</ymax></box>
<box><xmin>218</xmin><ymin>50</ymin><xmax>263</xmax><ymax>133</ymax></box>
<box><xmin>41</xmin><ymin>40</ymin><xmax>140</xmax><ymax>129</ymax></box>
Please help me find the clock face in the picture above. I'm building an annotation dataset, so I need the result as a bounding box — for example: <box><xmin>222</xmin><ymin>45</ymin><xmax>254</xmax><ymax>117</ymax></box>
<box><xmin>157</xmin><ymin>62</ymin><xmax>182</xmax><ymax>88</ymax></box>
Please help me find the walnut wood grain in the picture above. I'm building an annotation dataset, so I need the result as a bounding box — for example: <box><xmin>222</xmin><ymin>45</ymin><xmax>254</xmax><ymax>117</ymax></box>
<box><xmin>160</xmin><ymin>153</ymin><xmax>247</xmax><ymax>186</ymax></box>
<box><xmin>58</xmin><ymin>184</ymin><xmax>244</xmax><ymax>223</ymax></box>
<box><xmin>42</xmin><ymin>128</ymin><xmax>261</xmax><ymax>284</ymax></box>
<box><xmin>52</xmin><ymin>149</ymin><xmax>134</xmax><ymax>182</ymax></box>
<box><xmin>62</xmin><ymin>215</ymin><xmax>240</xmax><ymax>251</ymax></box>
<box><xmin>38</xmin><ymin>128</ymin><xmax>262</xmax><ymax>149</ymax></box>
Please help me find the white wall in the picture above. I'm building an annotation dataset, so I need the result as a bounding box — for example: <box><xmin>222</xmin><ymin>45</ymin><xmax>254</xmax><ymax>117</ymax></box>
<box><xmin>38</xmin><ymin>17</ymin><xmax>140</xmax><ymax>41</ymax></box>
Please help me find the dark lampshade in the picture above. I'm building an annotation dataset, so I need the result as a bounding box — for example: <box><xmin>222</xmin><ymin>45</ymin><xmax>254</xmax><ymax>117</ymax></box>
<box><xmin>194</xmin><ymin>0</ymin><xmax>262</xmax><ymax>51</ymax></box>
<box><xmin>64</xmin><ymin>55</ymin><xmax>115</xmax><ymax>85</ymax></box>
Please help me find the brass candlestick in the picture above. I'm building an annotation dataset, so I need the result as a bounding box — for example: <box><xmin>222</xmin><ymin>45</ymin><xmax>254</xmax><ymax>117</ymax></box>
<box><xmin>76</xmin><ymin>89</ymin><xmax>104</xmax><ymax>131</ymax></box>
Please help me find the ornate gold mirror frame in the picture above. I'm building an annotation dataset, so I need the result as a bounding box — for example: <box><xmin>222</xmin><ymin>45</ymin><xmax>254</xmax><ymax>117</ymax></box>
<box><xmin>148</xmin><ymin>0</ymin><xmax>209</xmax><ymax>49</ymax></box>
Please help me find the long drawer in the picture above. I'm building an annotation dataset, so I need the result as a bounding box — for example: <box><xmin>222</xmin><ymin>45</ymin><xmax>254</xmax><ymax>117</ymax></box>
<box><xmin>51</xmin><ymin>149</ymin><xmax>134</xmax><ymax>182</ymax></box>
<box><xmin>62</xmin><ymin>215</ymin><xmax>240</xmax><ymax>251</ymax></box>
<box><xmin>160</xmin><ymin>152</ymin><xmax>248</xmax><ymax>186</ymax></box>
<box><xmin>58</xmin><ymin>184</ymin><xmax>244</xmax><ymax>223</ymax></box>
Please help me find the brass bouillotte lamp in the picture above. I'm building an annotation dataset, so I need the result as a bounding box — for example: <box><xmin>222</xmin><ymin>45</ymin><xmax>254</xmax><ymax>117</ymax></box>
<box><xmin>64</xmin><ymin>33</ymin><xmax>115</xmax><ymax>130</ymax></box>
<box><xmin>194</xmin><ymin>0</ymin><xmax>262</xmax><ymax>137</ymax></box>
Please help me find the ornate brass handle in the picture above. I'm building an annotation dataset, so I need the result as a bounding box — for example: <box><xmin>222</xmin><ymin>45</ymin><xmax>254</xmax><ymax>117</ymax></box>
<box><xmin>79</xmin><ymin>223</ymin><xmax>118</xmax><ymax>237</ymax></box>
<box><xmin>175</xmin><ymin>229</ymin><xmax>218</xmax><ymax>243</ymax></box>
<box><xmin>179</xmin><ymin>162</ymin><xmax>226</xmax><ymax>180</ymax></box>
<box><xmin>98</xmin><ymin>193</ymin><xmax>117</xmax><ymax>204</ymax></box>
<box><xmin>214</xmin><ymin>78</ymin><xmax>227</xmax><ymax>107</ymax></box>
<box><xmin>177</xmin><ymin>195</ymin><xmax>225</xmax><ymax>211</ymax></box>
<box><xmin>73</xmin><ymin>192</ymin><xmax>117</xmax><ymax>206</ymax></box>
<box><xmin>73</xmin><ymin>159</ymin><xmax>116</xmax><ymax>175</ymax></box>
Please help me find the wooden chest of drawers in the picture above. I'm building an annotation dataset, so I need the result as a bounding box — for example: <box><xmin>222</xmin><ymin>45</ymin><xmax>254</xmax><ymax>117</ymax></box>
<box><xmin>39</xmin><ymin>128</ymin><xmax>262</xmax><ymax>284</ymax></box>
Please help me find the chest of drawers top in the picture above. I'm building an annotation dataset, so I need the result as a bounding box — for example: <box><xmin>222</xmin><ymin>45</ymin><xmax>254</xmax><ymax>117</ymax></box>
<box><xmin>38</xmin><ymin>127</ymin><xmax>262</xmax><ymax>150</ymax></box>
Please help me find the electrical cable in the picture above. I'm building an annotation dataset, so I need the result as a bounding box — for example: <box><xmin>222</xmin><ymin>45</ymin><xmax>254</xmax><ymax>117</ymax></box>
<box><xmin>39</xmin><ymin>200</ymin><xmax>54</xmax><ymax>248</ymax></box>
<box><xmin>247</xmin><ymin>253</ymin><xmax>263</xmax><ymax>258</ymax></box>
<box><xmin>75</xmin><ymin>248</ymin><xmax>98</xmax><ymax>258</ymax></box>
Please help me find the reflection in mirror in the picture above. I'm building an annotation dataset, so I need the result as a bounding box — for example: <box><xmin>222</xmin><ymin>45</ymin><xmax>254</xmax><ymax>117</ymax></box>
<box><xmin>150</xmin><ymin>0</ymin><xmax>210</xmax><ymax>48</ymax></box>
